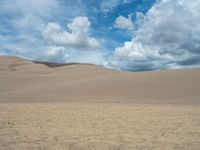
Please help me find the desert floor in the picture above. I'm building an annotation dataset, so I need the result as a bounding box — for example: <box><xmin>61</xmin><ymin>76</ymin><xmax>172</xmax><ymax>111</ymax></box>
<box><xmin>1</xmin><ymin>103</ymin><xmax>200</xmax><ymax>150</ymax></box>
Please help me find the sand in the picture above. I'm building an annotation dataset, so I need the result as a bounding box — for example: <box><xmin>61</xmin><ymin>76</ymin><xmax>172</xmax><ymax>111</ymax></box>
<box><xmin>0</xmin><ymin>56</ymin><xmax>200</xmax><ymax>150</ymax></box>
<box><xmin>1</xmin><ymin>103</ymin><xmax>200</xmax><ymax>150</ymax></box>
<box><xmin>0</xmin><ymin>56</ymin><xmax>200</xmax><ymax>104</ymax></box>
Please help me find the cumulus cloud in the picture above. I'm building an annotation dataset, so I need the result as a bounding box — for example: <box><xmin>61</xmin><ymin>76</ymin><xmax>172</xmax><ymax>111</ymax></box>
<box><xmin>110</xmin><ymin>0</ymin><xmax>200</xmax><ymax>71</ymax></box>
<box><xmin>114</xmin><ymin>15</ymin><xmax>134</xmax><ymax>30</ymax></box>
<box><xmin>43</xmin><ymin>16</ymin><xmax>100</xmax><ymax>49</ymax></box>
<box><xmin>38</xmin><ymin>16</ymin><xmax>104</xmax><ymax>65</ymax></box>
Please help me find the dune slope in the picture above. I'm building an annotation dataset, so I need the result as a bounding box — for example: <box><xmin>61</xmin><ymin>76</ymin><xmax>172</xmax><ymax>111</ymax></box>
<box><xmin>0</xmin><ymin>56</ymin><xmax>200</xmax><ymax>104</ymax></box>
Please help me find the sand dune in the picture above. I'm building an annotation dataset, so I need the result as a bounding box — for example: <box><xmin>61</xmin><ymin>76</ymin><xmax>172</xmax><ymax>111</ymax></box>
<box><xmin>1</xmin><ymin>56</ymin><xmax>200</xmax><ymax>150</ymax></box>
<box><xmin>0</xmin><ymin>56</ymin><xmax>200</xmax><ymax>103</ymax></box>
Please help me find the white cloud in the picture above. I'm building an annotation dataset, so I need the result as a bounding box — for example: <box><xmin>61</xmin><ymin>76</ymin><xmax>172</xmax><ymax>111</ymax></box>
<box><xmin>38</xmin><ymin>16</ymin><xmax>104</xmax><ymax>65</ymax></box>
<box><xmin>0</xmin><ymin>0</ymin><xmax>88</xmax><ymax>55</ymax></box>
<box><xmin>0</xmin><ymin>0</ymin><xmax>104</xmax><ymax>66</ymax></box>
<box><xmin>42</xmin><ymin>16</ymin><xmax>100</xmax><ymax>49</ymax></box>
<box><xmin>110</xmin><ymin>0</ymin><xmax>200</xmax><ymax>71</ymax></box>
<box><xmin>100</xmin><ymin>0</ymin><xmax>128</xmax><ymax>13</ymax></box>
<box><xmin>0</xmin><ymin>0</ymin><xmax>61</xmax><ymax>61</ymax></box>
<box><xmin>37</xmin><ymin>46</ymin><xmax>106</xmax><ymax>65</ymax></box>
<box><xmin>0</xmin><ymin>0</ymin><xmax>103</xmax><ymax>65</ymax></box>
<box><xmin>114</xmin><ymin>15</ymin><xmax>134</xmax><ymax>30</ymax></box>
<box><xmin>42</xmin><ymin>46</ymin><xmax>69</xmax><ymax>62</ymax></box>
<box><xmin>0</xmin><ymin>0</ymin><xmax>59</xmax><ymax>32</ymax></box>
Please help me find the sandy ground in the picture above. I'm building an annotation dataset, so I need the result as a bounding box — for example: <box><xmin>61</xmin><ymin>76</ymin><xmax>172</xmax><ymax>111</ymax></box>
<box><xmin>0</xmin><ymin>56</ymin><xmax>200</xmax><ymax>149</ymax></box>
<box><xmin>1</xmin><ymin>103</ymin><xmax>200</xmax><ymax>150</ymax></box>
<box><xmin>0</xmin><ymin>56</ymin><xmax>200</xmax><ymax>104</ymax></box>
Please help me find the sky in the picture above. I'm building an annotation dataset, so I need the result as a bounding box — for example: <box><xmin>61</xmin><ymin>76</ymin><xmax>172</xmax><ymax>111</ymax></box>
<box><xmin>0</xmin><ymin>0</ymin><xmax>200</xmax><ymax>71</ymax></box>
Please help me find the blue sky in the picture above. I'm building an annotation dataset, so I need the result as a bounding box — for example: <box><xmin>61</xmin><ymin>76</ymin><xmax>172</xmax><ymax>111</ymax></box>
<box><xmin>0</xmin><ymin>0</ymin><xmax>200</xmax><ymax>71</ymax></box>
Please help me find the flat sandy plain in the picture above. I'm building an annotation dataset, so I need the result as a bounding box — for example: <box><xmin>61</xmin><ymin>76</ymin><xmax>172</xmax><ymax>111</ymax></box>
<box><xmin>0</xmin><ymin>56</ymin><xmax>200</xmax><ymax>150</ymax></box>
